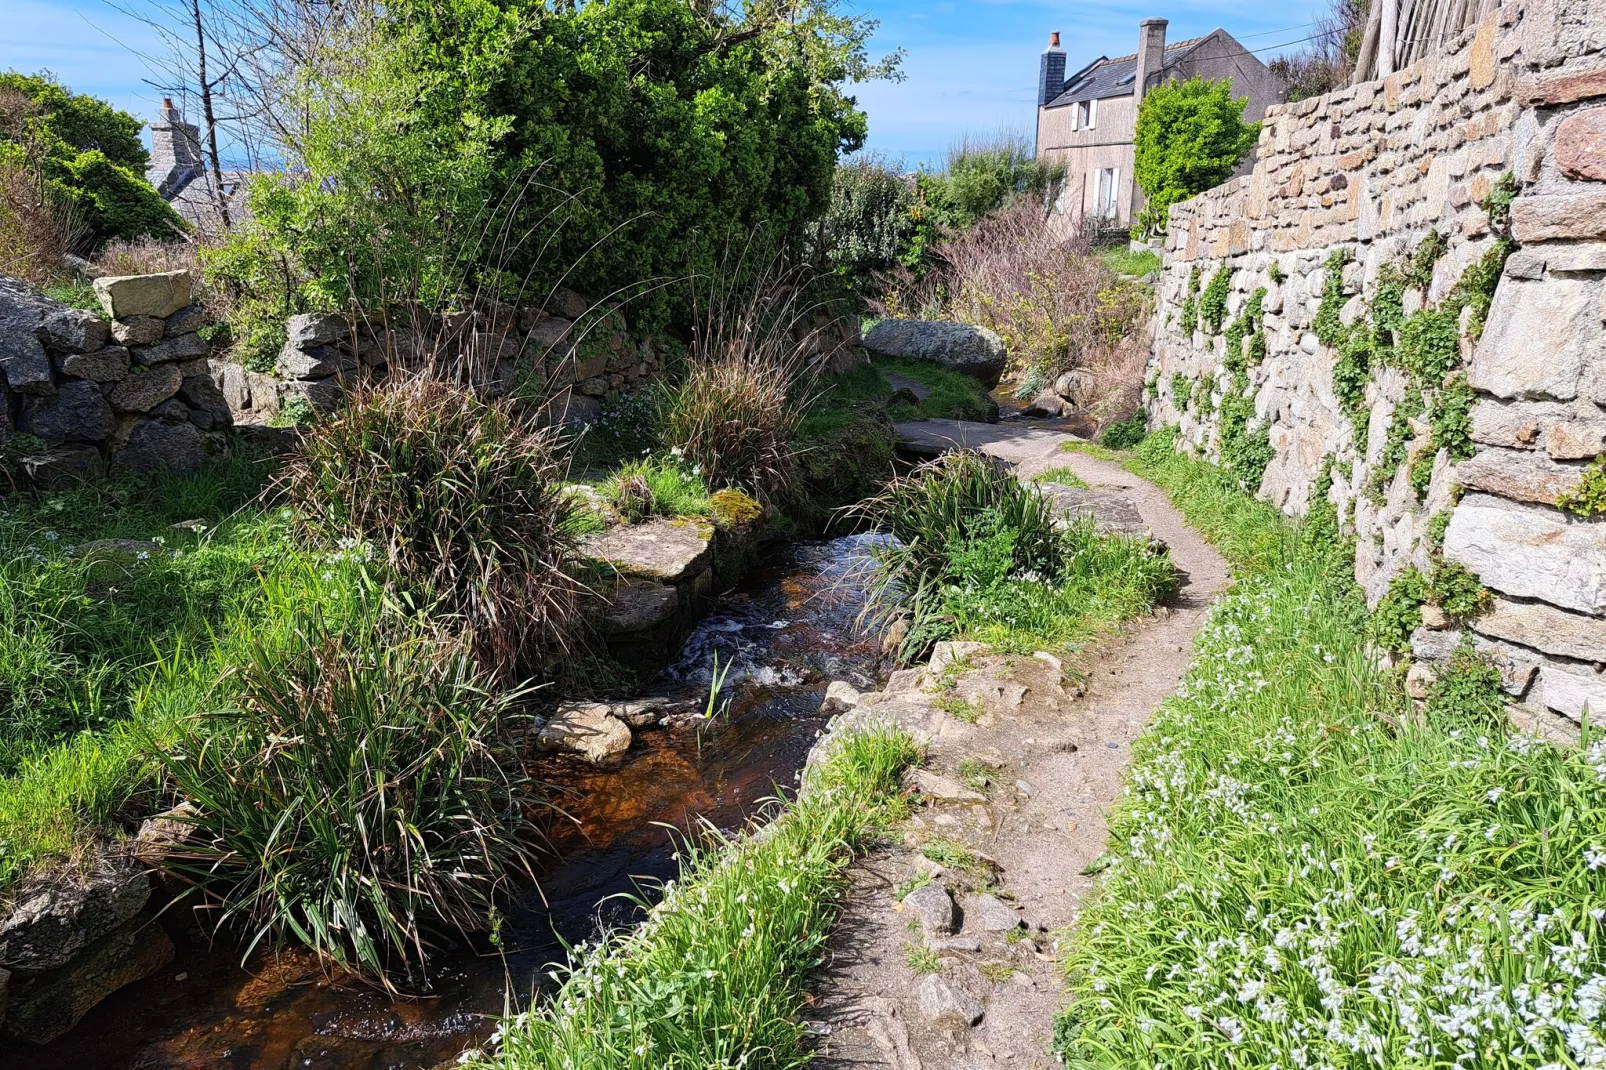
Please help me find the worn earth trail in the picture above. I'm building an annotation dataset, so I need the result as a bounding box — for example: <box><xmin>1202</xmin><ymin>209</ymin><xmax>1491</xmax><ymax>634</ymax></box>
<box><xmin>808</xmin><ymin>418</ymin><xmax>1230</xmax><ymax>1070</ymax></box>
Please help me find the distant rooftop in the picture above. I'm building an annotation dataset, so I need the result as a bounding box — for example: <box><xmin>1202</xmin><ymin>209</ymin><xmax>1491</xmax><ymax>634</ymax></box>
<box><xmin>1045</xmin><ymin>35</ymin><xmax>1208</xmax><ymax>108</ymax></box>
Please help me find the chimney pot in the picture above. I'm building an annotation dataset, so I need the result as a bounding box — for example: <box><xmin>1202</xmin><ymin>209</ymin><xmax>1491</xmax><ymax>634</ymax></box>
<box><xmin>1050</xmin><ymin>31</ymin><xmax>1061</xmax><ymax>47</ymax></box>
<box><xmin>162</xmin><ymin>97</ymin><xmax>173</xmax><ymax>108</ymax></box>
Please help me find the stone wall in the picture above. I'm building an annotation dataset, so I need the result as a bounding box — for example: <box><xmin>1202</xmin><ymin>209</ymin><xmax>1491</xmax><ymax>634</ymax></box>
<box><xmin>1143</xmin><ymin>0</ymin><xmax>1606</xmax><ymax>734</ymax></box>
<box><xmin>210</xmin><ymin>290</ymin><xmax>676</xmax><ymax>427</ymax></box>
<box><xmin>0</xmin><ymin>271</ymin><xmax>232</xmax><ymax>485</ymax></box>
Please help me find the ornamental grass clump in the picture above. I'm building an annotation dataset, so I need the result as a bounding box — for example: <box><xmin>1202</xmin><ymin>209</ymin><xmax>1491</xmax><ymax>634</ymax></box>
<box><xmin>155</xmin><ymin>611</ymin><xmax>540</xmax><ymax>990</ymax></box>
<box><xmin>286</xmin><ymin>374</ymin><xmax>583</xmax><ymax>683</ymax></box>
<box><xmin>658</xmin><ymin>264</ymin><xmax>822</xmax><ymax>502</ymax></box>
<box><xmin>854</xmin><ymin>450</ymin><xmax>1174</xmax><ymax>661</ymax></box>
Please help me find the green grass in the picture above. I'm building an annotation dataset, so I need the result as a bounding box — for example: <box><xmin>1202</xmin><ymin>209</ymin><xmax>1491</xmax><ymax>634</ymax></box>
<box><xmin>597</xmin><ymin>456</ymin><xmax>714</xmax><ymax>523</ymax></box>
<box><xmin>1033</xmin><ymin>466</ymin><xmax>1090</xmax><ymax>489</ymax></box>
<box><xmin>873</xmin><ymin>357</ymin><xmax>999</xmax><ymax>423</ymax></box>
<box><xmin>1055</xmin><ymin>429</ymin><xmax>1606</xmax><ymax>1068</ymax></box>
<box><xmin>858</xmin><ymin>450</ymin><xmax>1177</xmax><ymax>663</ymax></box>
<box><xmin>905</xmin><ymin>943</ymin><xmax>942</xmax><ymax>974</ymax></box>
<box><xmin>472</xmin><ymin>723</ymin><xmax>921</xmax><ymax>1069</ymax></box>
<box><xmin>1098</xmin><ymin>246</ymin><xmax>1163</xmax><ymax>278</ymax></box>
<box><xmin>0</xmin><ymin>452</ymin><xmax>354</xmax><ymax>891</ymax></box>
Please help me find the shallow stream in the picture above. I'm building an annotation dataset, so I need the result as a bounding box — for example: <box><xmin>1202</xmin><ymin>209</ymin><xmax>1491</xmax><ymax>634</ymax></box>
<box><xmin>13</xmin><ymin>535</ymin><xmax>884</xmax><ymax>1070</ymax></box>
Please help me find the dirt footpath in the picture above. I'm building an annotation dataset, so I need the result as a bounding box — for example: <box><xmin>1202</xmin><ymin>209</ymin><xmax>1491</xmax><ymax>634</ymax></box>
<box><xmin>808</xmin><ymin>430</ymin><xmax>1229</xmax><ymax>1070</ymax></box>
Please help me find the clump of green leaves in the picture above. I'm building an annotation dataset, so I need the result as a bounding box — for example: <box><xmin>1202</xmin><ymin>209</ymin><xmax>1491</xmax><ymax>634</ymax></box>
<box><xmin>156</xmin><ymin>611</ymin><xmax>539</xmax><ymax>990</ymax></box>
<box><xmin>1200</xmin><ymin>266</ymin><xmax>1231</xmax><ymax>334</ymax></box>
<box><xmin>1099</xmin><ymin>410</ymin><xmax>1149</xmax><ymax>450</ymax></box>
<box><xmin>1132</xmin><ymin>76</ymin><xmax>1260</xmax><ymax>238</ymax></box>
<box><xmin>1556</xmin><ymin>456</ymin><xmax>1606</xmax><ymax>518</ymax></box>
<box><xmin>1313</xmin><ymin>249</ymin><xmax>1350</xmax><ymax>350</ymax></box>
<box><xmin>1423</xmin><ymin>641</ymin><xmax>1507</xmax><ymax>730</ymax></box>
<box><xmin>1180</xmin><ymin>265</ymin><xmax>1202</xmax><ymax>334</ymax></box>
<box><xmin>1171</xmin><ymin>372</ymin><xmax>1194</xmax><ymax>410</ymax></box>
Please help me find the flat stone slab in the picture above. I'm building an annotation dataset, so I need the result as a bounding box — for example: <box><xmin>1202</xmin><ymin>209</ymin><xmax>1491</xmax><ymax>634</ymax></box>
<box><xmin>894</xmin><ymin>419</ymin><xmax>1070</xmax><ymax>464</ymax></box>
<box><xmin>581</xmin><ymin>519</ymin><xmax>713</xmax><ymax>583</ymax></box>
<box><xmin>1034</xmin><ymin>484</ymin><xmax>1150</xmax><ymax>539</ymax></box>
<box><xmin>600</xmin><ymin>581</ymin><xmax>679</xmax><ymax>635</ymax></box>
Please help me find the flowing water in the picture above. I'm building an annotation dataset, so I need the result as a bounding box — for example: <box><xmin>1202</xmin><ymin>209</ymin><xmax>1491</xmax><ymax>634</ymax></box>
<box><xmin>13</xmin><ymin>535</ymin><xmax>885</xmax><ymax>1070</ymax></box>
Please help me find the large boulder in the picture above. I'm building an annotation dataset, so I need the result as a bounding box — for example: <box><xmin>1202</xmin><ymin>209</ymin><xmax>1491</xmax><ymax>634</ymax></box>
<box><xmin>863</xmin><ymin>319</ymin><xmax>1007</xmax><ymax>386</ymax></box>
<box><xmin>18</xmin><ymin>444</ymin><xmax>105</xmax><ymax>489</ymax></box>
<box><xmin>2</xmin><ymin>915</ymin><xmax>173</xmax><ymax>1043</ymax></box>
<box><xmin>111</xmin><ymin>418</ymin><xmax>208</xmax><ymax>474</ymax></box>
<box><xmin>92</xmin><ymin>270</ymin><xmax>193</xmax><ymax>319</ymax></box>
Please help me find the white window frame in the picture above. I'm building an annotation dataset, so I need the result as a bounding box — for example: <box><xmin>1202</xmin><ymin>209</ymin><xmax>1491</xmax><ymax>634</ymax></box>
<box><xmin>1087</xmin><ymin>98</ymin><xmax>1098</xmax><ymax>129</ymax></box>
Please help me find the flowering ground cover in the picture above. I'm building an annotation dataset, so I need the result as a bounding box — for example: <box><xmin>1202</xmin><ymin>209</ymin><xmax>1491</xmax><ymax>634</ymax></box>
<box><xmin>1055</xmin><ymin>434</ymin><xmax>1606</xmax><ymax>1069</ymax></box>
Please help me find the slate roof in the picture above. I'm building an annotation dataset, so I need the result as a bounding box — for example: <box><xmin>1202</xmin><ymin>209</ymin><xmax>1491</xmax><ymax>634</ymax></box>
<box><xmin>1045</xmin><ymin>34</ymin><xmax>1210</xmax><ymax>108</ymax></box>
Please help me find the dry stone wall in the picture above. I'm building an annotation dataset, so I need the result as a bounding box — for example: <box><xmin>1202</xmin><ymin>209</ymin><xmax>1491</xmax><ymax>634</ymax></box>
<box><xmin>210</xmin><ymin>290</ymin><xmax>677</xmax><ymax>427</ymax></box>
<box><xmin>0</xmin><ymin>271</ymin><xmax>232</xmax><ymax>485</ymax></box>
<box><xmin>1144</xmin><ymin>0</ymin><xmax>1606</xmax><ymax>734</ymax></box>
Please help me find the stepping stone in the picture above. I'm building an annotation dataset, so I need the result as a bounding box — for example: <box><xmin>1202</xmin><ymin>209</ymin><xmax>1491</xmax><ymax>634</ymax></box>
<box><xmin>905</xmin><ymin>769</ymin><xmax>986</xmax><ymax>803</ymax></box>
<box><xmin>539</xmin><ymin>703</ymin><xmax>632</xmax><ymax>765</ymax></box>
<box><xmin>1033</xmin><ymin>483</ymin><xmax>1150</xmax><ymax>539</ymax></box>
<box><xmin>900</xmin><ymin>882</ymin><xmax>956</xmax><ymax>934</ymax></box>
<box><xmin>820</xmin><ymin>680</ymin><xmax>863</xmax><ymax>713</ymax></box>
<box><xmin>969</xmin><ymin>893</ymin><xmax>1023</xmax><ymax>933</ymax></box>
<box><xmin>914</xmin><ymin>974</ymin><xmax>984</xmax><ymax>1029</ymax></box>
<box><xmin>581</xmin><ymin>518</ymin><xmax>712</xmax><ymax>583</ymax></box>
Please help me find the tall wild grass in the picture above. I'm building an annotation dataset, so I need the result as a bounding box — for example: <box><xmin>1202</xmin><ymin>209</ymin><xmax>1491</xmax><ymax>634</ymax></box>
<box><xmin>287</xmin><ymin>374</ymin><xmax>583</xmax><ymax>683</ymax></box>
<box><xmin>472</xmin><ymin>723</ymin><xmax>920</xmax><ymax>1070</ymax></box>
<box><xmin>659</xmin><ymin>265</ymin><xmax>824</xmax><ymax>503</ymax></box>
<box><xmin>154</xmin><ymin>607</ymin><xmax>539</xmax><ymax>990</ymax></box>
<box><xmin>854</xmin><ymin>450</ymin><xmax>1175</xmax><ymax>662</ymax></box>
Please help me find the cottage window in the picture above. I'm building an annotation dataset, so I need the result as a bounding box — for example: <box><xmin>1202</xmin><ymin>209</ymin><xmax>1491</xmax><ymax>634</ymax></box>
<box><xmin>1096</xmin><ymin>167</ymin><xmax>1119</xmax><ymax>218</ymax></box>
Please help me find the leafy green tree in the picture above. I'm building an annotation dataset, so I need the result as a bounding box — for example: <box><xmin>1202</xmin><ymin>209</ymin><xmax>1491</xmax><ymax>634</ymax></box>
<box><xmin>209</xmin><ymin>0</ymin><xmax>898</xmax><ymax>355</ymax></box>
<box><xmin>0</xmin><ymin>71</ymin><xmax>182</xmax><ymax>245</ymax></box>
<box><xmin>1132</xmin><ymin>76</ymin><xmax>1259</xmax><ymax>238</ymax></box>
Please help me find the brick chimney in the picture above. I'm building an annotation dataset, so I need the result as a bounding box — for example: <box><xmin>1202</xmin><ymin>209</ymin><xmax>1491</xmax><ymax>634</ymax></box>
<box><xmin>1039</xmin><ymin>32</ymin><xmax>1067</xmax><ymax>108</ymax></box>
<box><xmin>145</xmin><ymin>97</ymin><xmax>202</xmax><ymax>199</ymax></box>
<box><xmin>1134</xmin><ymin>18</ymin><xmax>1169</xmax><ymax>103</ymax></box>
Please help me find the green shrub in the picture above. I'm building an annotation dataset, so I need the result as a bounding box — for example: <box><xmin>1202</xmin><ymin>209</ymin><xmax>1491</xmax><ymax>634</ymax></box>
<box><xmin>1180</xmin><ymin>265</ymin><xmax>1201</xmax><ymax>333</ymax></box>
<box><xmin>46</xmin><ymin>149</ymin><xmax>184</xmax><ymax>244</ymax></box>
<box><xmin>1100</xmin><ymin>410</ymin><xmax>1149</xmax><ymax>449</ymax></box>
<box><xmin>1199</xmin><ymin>267</ymin><xmax>1231</xmax><ymax>334</ymax></box>
<box><xmin>854</xmin><ymin>450</ymin><xmax>1174</xmax><ymax>660</ymax></box>
<box><xmin>155</xmin><ymin>612</ymin><xmax>538</xmax><ymax>988</ymax></box>
<box><xmin>824</xmin><ymin>156</ymin><xmax>923</xmax><ymax>290</ymax></box>
<box><xmin>1132</xmin><ymin>76</ymin><xmax>1259</xmax><ymax>238</ymax></box>
<box><xmin>1371</xmin><ymin>564</ymin><xmax>1431</xmax><ymax>653</ymax></box>
<box><xmin>922</xmin><ymin>132</ymin><xmax>1063</xmax><ymax>231</ymax></box>
<box><xmin>1170</xmin><ymin>372</ymin><xmax>1194</xmax><ymax>410</ymax></box>
<box><xmin>1423</xmin><ymin>641</ymin><xmax>1507</xmax><ymax>730</ymax></box>
<box><xmin>287</xmin><ymin>375</ymin><xmax>582</xmax><ymax>683</ymax></box>
<box><xmin>208</xmin><ymin>0</ymin><xmax>894</xmax><ymax>335</ymax></box>
<box><xmin>0</xmin><ymin>73</ymin><xmax>180</xmax><ymax>246</ymax></box>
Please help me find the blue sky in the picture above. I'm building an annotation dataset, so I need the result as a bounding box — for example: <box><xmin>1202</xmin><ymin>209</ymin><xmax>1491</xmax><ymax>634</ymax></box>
<box><xmin>2</xmin><ymin>0</ymin><xmax>1329</xmax><ymax>169</ymax></box>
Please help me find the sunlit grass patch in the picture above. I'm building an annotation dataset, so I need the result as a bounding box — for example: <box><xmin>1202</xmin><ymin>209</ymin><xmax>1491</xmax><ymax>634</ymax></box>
<box><xmin>472</xmin><ymin>723</ymin><xmax>920</xmax><ymax>1070</ymax></box>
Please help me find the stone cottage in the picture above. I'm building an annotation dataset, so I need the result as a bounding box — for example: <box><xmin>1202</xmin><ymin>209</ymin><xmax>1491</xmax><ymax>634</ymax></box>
<box><xmin>1034</xmin><ymin>19</ymin><xmax>1283</xmax><ymax>230</ymax></box>
<box><xmin>145</xmin><ymin>98</ymin><xmax>247</xmax><ymax>234</ymax></box>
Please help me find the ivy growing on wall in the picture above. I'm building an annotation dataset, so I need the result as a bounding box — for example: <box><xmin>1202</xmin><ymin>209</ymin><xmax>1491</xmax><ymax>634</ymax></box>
<box><xmin>1179</xmin><ymin>265</ymin><xmax>1202</xmax><ymax>335</ymax></box>
<box><xmin>1200</xmin><ymin>266</ymin><xmax>1232</xmax><ymax>334</ymax></box>
<box><xmin>1371</xmin><ymin>557</ymin><xmax>1493</xmax><ymax>653</ymax></box>
<box><xmin>1171</xmin><ymin>371</ymin><xmax>1194</xmax><ymax>409</ymax></box>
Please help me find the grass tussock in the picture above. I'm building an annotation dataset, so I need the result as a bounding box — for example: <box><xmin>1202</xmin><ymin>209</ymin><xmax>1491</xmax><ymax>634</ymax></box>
<box><xmin>1055</xmin><ymin>430</ymin><xmax>1606</xmax><ymax>1068</ymax></box>
<box><xmin>471</xmin><ymin>723</ymin><xmax>921</xmax><ymax>1070</ymax></box>
<box><xmin>659</xmin><ymin>273</ymin><xmax>823</xmax><ymax>503</ymax></box>
<box><xmin>288</xmin><ymin>374</ymin><xmax>583</xmax><ymax>683</ymax></box>
<box><xmin>855</xmin><ymin>450</ymin><xmax>1176</xmax><ymax>662</ymax></box>
<box><xmin>154</xmin><ymin>608</ymin><xmax>540</xmax><ymax>990</ymax></box>
<box><xmin>598</xmin><ymin>455</ymin><xmax>713</xmax><ymax>524</ymax></box>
